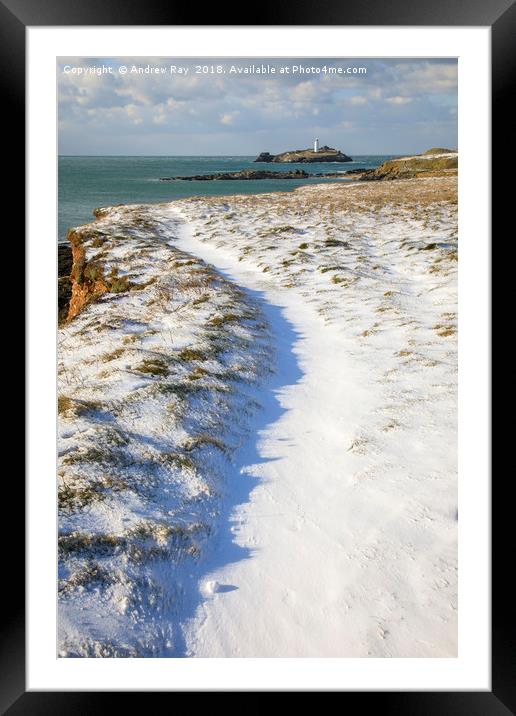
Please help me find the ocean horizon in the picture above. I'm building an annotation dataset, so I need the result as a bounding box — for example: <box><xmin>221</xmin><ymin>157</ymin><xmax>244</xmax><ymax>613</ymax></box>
<box><xmin>58</xmin><ymin>154</ymin><xmax>394</xmax><ymax>242</ymax></box>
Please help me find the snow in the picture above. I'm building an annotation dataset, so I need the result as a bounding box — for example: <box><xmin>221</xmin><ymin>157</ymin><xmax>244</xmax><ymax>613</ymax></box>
<box><xmin>397</xmin><ymin>152</ymin><xmax>458</xmax><ymax>161</ymax></box>
<box><xmin>58</xmin><ymin>204</ymin><xmax>272</xmax><ymax>657</ymax></box>
<box><xmin>58</xmin><ymin>176</ymin><xmax>457</xmax><ymax>657</ymax></box>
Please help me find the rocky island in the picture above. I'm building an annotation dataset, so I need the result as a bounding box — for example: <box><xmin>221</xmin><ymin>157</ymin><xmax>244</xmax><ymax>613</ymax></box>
<box><xmin>254</xmin><ymin>145</ymin><xmax>352</xmax><ymax>163</ymax></box>
<box><xmin>160</xmin><ymin>169</ymin><xmax>310</xmax><ymax>181</ymax></box>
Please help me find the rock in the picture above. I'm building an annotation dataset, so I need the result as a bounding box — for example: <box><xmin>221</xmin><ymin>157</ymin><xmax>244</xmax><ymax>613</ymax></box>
<box><xmin>254</xmin><ymin>152</ymin><xmax>274</xmax><ymax>163</ymax></box>
<box><xmin>362</xmin><ymin>150</ymin><xmax>458</xmax><ymax>181</ymax></box>
<box><xmin>422</xmin><ymin>147</ymin><xmax>455</xmax><ymax>155</ymax></box>
<box><xmin>254</xmin><ymin>146</ymin><xmax>352</xmax><ymax>163</ymax></box>
<box><xmin>160</xmin><ymin>169</ymin><xmax>310</xmax><ymax>181</ymax></box>
<box><xmin>58</xmin><ymin>244</ymin><xmax>73</xmax><ymax>324</ymax></box>
<box><xmin>341</xmin><ymin>167</ymin><xmax>373</xmax><ymax>176</ymax></box>
<box><xmin>58</xmin><ymin>243</ymin><xmax>73</xmax><ymax>276</ymax></box>
<box><xmin>312</xmin><ymin>169</ymin><xmax>367</xmax><ymax>178</ymax></box>
<box><xmin>63</xmin><ymin>228</ymin><xmax>133</xmax><ymax>322</ymax></box>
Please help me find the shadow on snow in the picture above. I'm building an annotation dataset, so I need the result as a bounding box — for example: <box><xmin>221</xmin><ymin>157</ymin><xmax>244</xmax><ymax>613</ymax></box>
<box><xmin>171</xmin><ymin>273</ymin><xmax>304</xmax><ymax>657</ymax></box>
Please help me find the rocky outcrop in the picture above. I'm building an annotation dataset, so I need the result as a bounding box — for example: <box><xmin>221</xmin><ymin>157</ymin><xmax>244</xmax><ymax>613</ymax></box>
<box><xmin>254</xmin><ymin>146</ymin><xmax>352</xmax><ymax>163</ymax></box>
<box><xmin>360</xmin><ymin>149</ymin><xmax>458</xmax><ymax>181</ymax></box>
<box><xmin>313</xmin><ymin>171</ymin><xmax>356</xmax><ymax>178</ymax></box>
<box><xmin>66</xmin><ymin>230</ymin><xmax>110</xmax><ymax>321</ymax></box>
<box><xmin>64</xmin><ymin>227</ymin><xmax>133</xmax><ymax>322</ymax></box>
<box><xmin>341</xmin><ymin>168</ymin><xmax>369</xmax><ymax>176</ymax></box>
<box><xmin>255</xmin><ymin>152</ymin><xmax>274</xmax><ymax>163</ymax></box>
<box><xmin>160</xmin><ymin>169</ymin><xmax>310</xmax><ymax>181</ymax></box>
<box><xmin>58</xmin><ymin>244</ymin><xmax>73</xmax><ymax>324</ymax></box>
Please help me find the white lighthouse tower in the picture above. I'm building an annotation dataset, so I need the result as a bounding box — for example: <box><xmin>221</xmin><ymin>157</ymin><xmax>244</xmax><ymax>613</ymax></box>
<box><xmin>313</xmin><ymin>137</ymin><xmax>319</xmax><ymax>153</ymax></box>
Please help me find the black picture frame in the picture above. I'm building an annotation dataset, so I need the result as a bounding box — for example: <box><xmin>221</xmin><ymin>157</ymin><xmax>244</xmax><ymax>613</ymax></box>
<box><xmin>10</xmin><ymin>0</ymin><xmax>506</xmax><ymax>709</ymax></box>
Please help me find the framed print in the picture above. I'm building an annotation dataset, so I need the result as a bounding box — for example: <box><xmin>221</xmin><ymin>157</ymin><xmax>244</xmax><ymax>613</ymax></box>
<box><xmin>9</xmin><ymin>0</ymin><xmax>507</xmax><ymax>707</ymax></box>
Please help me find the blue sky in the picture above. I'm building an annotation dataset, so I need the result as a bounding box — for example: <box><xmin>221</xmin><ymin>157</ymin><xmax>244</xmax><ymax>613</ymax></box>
<box><xmin>58</xmin><ymin>58</ymin><xmax>457</xmax><ymax>156</ymax></box>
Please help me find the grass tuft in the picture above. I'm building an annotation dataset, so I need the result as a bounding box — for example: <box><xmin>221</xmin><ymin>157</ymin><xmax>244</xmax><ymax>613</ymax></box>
<box><xmin>135</xmin><ymin>358</ymin><xmax>169</xmax><ymax>376</ymax></box>
<box><xmin>183</xmin><ymin>433</ymin><xmax>226</xmax><ymax>452</ymax></box>
<box><xmin>178</xmin><ymin>348</ymin><xmax>206</xmax><ymax>361</ymax></box>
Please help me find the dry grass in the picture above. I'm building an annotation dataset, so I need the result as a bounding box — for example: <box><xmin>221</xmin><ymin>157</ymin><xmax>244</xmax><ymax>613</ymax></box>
<box><xmin>135</xmin><ymin>358</ymin><xmax>169</xmax><ymax>376</ymax></box>
<box><xmin>177</xmin><ymin>348</ymin><xmax>206</xmax><ymax>361</ymax></box>
<box><xmin>58</xmin><ymin>395</ymin><xmax>104</xmax><ymax>416</ymax></box>
<box><xmin>102</xmin><ymin>347</ymin><xmax>125</xmax><ymax>362</ymax></box>
<box><xmin>58</xmin><ymin>474</ymin><xmax>128</xmax><ymax>511</ymax></box>
<box><xmin>185</xmin><ymin>175</ymin><xmax>457</xmax><ymax>219</ymax></box>
<box><xmin>58</xmin><ymin>395</ymin><xmax>74</xmax><ymax>415</ymax></box>
<box><xmin>209</xmin><ymin>313</ymin><xmax>239</xmax><ymax>327</ymax></box>
<box><xmin>182</xmin><ymin>433</ymin><xmax>226</xmax><ymax>452</ymax></box>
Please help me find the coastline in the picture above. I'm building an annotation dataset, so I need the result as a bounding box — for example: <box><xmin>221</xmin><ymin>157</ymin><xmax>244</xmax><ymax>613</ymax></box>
<box><xmin>57</xmin><ymin>154</ymin><xmax>396</xmax><ymax>243</ymax></box>
<box><xmin>58</xmin><ymin>174</ymin><xmax>458</xmax><ymax>657</ymax></box>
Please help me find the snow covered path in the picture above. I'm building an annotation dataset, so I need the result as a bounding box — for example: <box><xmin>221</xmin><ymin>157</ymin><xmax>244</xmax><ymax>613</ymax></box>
<box><xmin>57</xmin><ymin>178</ymin><xmax>457</xmax><ymax>658</ymax></box>
<box><xmin>170</xmin><ymin>180</ymin><xmax>458</xmax><ymax>657</ymax></box>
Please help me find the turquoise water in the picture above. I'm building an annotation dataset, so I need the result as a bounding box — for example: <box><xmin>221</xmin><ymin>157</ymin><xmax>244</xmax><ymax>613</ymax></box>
<box><xmin>58</xmin><ymin>155</ymin><xmax>393</xmax><ymax>242</ymax></box>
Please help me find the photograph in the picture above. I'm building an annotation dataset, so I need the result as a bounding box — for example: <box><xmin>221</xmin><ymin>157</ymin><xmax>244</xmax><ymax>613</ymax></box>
<box><xmin>56</xmin><ymin>56</ymin><xmax>458</xmax><ymax>659</ymax></box>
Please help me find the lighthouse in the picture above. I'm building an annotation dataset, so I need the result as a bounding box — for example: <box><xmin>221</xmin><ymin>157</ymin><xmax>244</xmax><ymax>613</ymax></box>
<box><xmin>314</xmin><ymin>138</ymin><xmax>319</xmax><ymax>153</ymax></box>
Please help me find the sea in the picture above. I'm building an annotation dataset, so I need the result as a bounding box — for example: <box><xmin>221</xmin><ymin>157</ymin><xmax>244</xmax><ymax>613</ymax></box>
<box><xmin>58</xmin><ymin>155</ymin><xmax>394</xmax><ymax>243</ymax></box>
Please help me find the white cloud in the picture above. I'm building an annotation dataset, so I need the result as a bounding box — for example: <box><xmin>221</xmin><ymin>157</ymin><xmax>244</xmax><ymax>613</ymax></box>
<box><xmin>349</xmin><ymin>96</ymin><xmax>368</xmax><ymax>105</ymax></box>
<box><xmin>58</xmin><ymin>57</ymin><xmax>457</xmax><ymax>154</ymax></box>
<box><xmin>125</xmin><ymin>104</ymin><xmax>144</xmax><ymax>125</ymax></box>
<box><xmin>289</xmin><ymin>80</ymin><xmax>320</xmax><ymax>103</ymax></box>
<box><xmin>220</xmin><ymin>111</ymin><xmax>240</xmax><ymax>126</ymax></box>
<box><xmin>386</xmin><ymin>96</ymin><xmax>413</xmax><ymax>105</ymax></box>
<box><xmin>392</xmin><ymin>62</ymin><xmax>457</xmax><ymax>93</ymax></box>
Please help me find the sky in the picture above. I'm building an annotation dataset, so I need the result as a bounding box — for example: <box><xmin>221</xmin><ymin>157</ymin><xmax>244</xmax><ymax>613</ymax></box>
<box><xmin>58</xmin><ymin>57</ymin><xmax>457</xmax><ymax>156</ymax></box>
